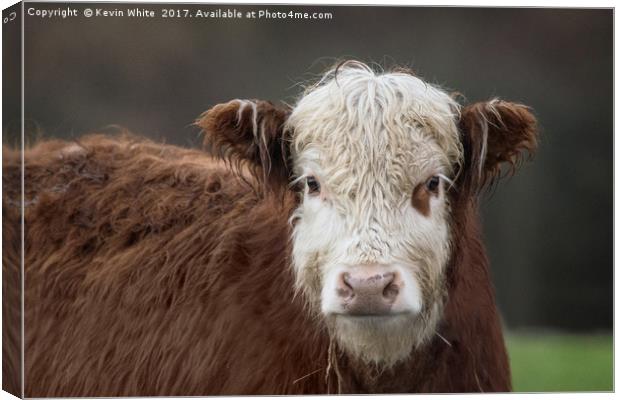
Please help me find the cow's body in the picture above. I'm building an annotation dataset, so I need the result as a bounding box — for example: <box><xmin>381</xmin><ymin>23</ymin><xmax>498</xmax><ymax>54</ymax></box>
<box><xmin>5</xmin><ymin>137</ymin><xmax>327</xmax><ymax>396</ymax></box>
<box><xmin>3</xmin><ymin>62</ymin><xmax>536</xmax><ymax>396</ymax></box>
<box><xmin>4</xmin><ymin>135</ymin><xmax>508</xmax><ymax>396</ymax></box>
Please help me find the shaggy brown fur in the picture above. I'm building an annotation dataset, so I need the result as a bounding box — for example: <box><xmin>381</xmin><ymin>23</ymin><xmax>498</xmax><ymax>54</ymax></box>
<box><xmin>3</xmin><ymin>97</ymin><xmax>537</xmax><ymax>395</ymax></box>
<box><xmin>4</xmin><ymin>135</ymin><xmax>330</xmax><ymax>396</ymax></box>
<box><xmin>3</xmin><ymin>146</ymin><xmax>23</xmax><ymax>397</ymax></box>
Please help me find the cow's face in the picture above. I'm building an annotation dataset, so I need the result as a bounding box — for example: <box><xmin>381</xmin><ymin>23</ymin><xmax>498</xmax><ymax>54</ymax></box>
<box><xmin>286</xmin><ymin>64</ymin><xmax>462</xmax><ymax>365</ymax></box>
<box><xmin>199</xmin><ymin>61</ymin><xmax>537</xmax><ymax>367</ymax></box>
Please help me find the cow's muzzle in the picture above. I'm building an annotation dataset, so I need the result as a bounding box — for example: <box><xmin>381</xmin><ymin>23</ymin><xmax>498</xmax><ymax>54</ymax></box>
<box><xmin>335</xmin><ymin>265</ymin><xmax>403</xmax><ymax>316</ymax></box>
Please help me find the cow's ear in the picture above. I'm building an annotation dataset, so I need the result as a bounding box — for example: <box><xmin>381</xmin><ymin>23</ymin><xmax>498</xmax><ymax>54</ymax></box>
<box><xmin>197</xmin><ymin>99</ymin><xmax>292</xmax><ymax>191</ymax></box>
<box><xmin>457</xmin><ymin>99</ymin><xmax>538</xmax><ymax>194</ymax></box>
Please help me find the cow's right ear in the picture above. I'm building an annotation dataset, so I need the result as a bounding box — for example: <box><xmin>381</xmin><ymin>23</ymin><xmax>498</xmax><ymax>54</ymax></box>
<box><xmin>196</xmin><ymin>99</ymin><xmax>292</xmax><ymax>191</ymax></box>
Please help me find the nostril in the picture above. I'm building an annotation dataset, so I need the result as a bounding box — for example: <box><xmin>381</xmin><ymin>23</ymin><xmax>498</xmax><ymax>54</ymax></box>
<box><xmin>381</xmin><ymin>272</ymin><xmax>398</xmax><ymax>301</ymax></box>
<box><xmin>342</xmin><ymin>273</ymin><xmax>353</xmax><ymax>289</ymax></box>
<box><xmin>383</xmin><ymin>282</ymin><xmax>399</xmax><ymax>301</ymax></box>
<box><xmin>337</xmin><ymin>273</ymin><xmax>354</xmax><ymax>298</ymax></box>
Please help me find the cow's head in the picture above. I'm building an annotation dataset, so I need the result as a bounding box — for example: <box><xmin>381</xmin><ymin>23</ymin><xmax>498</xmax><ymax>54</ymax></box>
<box><xmin>198</xmin><ymin>61</ymin><xmax>537</xmax><ymax>366</ymax></box>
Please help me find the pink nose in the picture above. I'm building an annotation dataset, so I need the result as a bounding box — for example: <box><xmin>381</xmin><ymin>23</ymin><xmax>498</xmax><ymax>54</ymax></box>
<box><xmin>336</xmin><ymin>266</ymin><xmax>401</xmax><ymax>315</ymax></box>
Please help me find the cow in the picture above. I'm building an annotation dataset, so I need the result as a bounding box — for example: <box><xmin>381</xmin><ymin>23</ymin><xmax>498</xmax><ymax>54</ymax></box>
<box><xmin>2</xmin><ymin>61</ymin><xmax>537</xmax><ymax>396</ymax></box>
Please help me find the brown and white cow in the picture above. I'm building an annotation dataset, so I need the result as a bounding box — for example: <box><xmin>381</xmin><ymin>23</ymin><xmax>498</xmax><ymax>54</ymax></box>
<box><xmin>2</xmin><ymin>61</ymin><xmax>537</xmax><ymax>396</ymax></box>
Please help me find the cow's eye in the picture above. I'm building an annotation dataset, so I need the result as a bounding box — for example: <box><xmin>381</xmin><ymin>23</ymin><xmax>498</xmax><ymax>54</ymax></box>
<box><xmin>306</xmin><ymin>176</ymin><xmax>321</xmax><ymax>195</ymax></box>
<box><xmin>426</xmin><ymin>176</ymin><xmax>440</xmax><ymax>193</ymax></box>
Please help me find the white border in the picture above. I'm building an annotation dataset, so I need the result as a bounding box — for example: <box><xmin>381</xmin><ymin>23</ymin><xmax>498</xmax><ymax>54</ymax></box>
<box><xmin>0</xmin><ymin>1</ymin><xmax>615</xmax><ymax>400</ymax></box>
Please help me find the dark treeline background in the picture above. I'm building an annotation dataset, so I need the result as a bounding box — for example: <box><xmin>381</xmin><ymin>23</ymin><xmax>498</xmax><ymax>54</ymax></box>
<box><xmin>14</xmin><ymin>4</ymin><xmax>612</xmax><ymax>331</ymax></box>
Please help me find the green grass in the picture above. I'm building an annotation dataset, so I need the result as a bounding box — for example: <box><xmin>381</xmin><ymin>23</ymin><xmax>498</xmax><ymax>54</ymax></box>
<box><xmin>507</xmin><ymin>333</ymin><xmax>613</xmax><ymax>392</ymax></box>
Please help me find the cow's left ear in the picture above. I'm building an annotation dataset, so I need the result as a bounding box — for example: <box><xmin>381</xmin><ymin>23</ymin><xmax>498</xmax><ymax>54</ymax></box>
<box><xmin>196</xmin><ymin>99</ymin><xmax>292</xmax><ymax>191</ymax></box>
<box><xmin>457</xmin><ymin>99</ymin><xmax>538</xmax><ymax>193</ymax></box>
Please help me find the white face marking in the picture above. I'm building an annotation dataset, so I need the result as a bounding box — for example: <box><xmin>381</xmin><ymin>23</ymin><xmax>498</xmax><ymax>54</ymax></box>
<box><xmin>286</xmin><ymin>63</ymin><xmax>463</xmax><ymax>366</ymax></box>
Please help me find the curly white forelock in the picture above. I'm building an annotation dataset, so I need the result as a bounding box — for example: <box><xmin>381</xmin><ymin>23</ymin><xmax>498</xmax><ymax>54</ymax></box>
<box><xmin>286</xmin><ymin>62</ymin><xmax>463</xmax><ymax>176</ymax></box>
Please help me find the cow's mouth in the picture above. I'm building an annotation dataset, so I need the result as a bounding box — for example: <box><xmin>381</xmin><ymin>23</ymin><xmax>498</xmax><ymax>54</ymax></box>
<box><xmin>331</xmin><ymin>313</ymin><xmax>416</xmax><ymax>330</ymax></box>
<box><xmin>328</xmin><ymin>311</ymin><xmax>417</xmax><ymax>330</ymax></box>
<box><xmin>332</xmin><ymin>311</ymin><xmax>412</xmax><ymax>319</ymax></box>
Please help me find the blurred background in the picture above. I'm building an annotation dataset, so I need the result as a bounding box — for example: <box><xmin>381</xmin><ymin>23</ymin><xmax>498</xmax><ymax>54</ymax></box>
<box><xmin>10</xmin><ymin>3</ymin><xmax>613</xmax><ymax>392</ymax></box>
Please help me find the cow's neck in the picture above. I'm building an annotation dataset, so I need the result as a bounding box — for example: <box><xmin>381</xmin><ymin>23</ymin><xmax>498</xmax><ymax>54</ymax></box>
<box><xmin>326</xmin><ymin>337</ymin><xmax>451</xmax><ymax>394</ymax></box>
